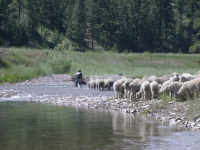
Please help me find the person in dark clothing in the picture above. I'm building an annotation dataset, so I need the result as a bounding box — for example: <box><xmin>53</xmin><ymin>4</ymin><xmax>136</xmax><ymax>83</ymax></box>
<box><xmin>75</xmin><ymin>70</ymin><xmax>83</xmax><ymax>87</ymax></box>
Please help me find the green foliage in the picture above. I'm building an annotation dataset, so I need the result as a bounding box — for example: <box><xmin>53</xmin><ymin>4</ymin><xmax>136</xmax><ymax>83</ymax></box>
<box><xmin>189</xmin><ymin>41</ymin><xmax>200</xmax><ymax>53</ymax></box>
<box><xmin>193</xmin><ymin>18</ymin><xmax>200</xmax><ymax>30</ymax></box>
<box><xmin>45</xmin><ymin>52</ymin><xmax>71</xmax><ymax>74</ymax></box>
<box><xmin>0</xmin><ymin>65</ymin><xmax>42</xmax><ymax>83</ymax></box>
<box><xmin>66</xmin><ymin>50</ymin><xmax>200</xmax><ymax>76</ymax></box>
<box><xmin>2</xmin><ymin>48</ymin><xmax>200</xmax><ymax>83</ymax></box>
<box><xmin>1</xmin><ymin>0</ymin><xmax>200</xmax><ymax>52</ymax></box>
<box><xmin>66</xmin><ymin>0</ymin><xmax>87</xmax><ymax>46</ymax></box>
<box><xmin>54</xmin><ymin>38</ymin><xmax>80</xmax><ymax>51</ymax></box>
<box><xmin>0</xmin><ymin>48</ymin><xmax>71</xmax><ymax>83</ymax></box>
<box><xmin>42</xmin><ymin>29</ymin><xmax>64</xmax><ymax>48</ymax></box>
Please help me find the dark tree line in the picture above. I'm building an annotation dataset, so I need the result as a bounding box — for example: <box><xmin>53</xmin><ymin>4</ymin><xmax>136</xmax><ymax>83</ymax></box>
<box><xmin>0</xmin><ymin>0</ymin><xmax>200</xmax><ymax>53</ymax></box>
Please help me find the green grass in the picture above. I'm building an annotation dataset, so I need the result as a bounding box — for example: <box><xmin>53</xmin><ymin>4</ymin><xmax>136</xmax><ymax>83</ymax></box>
<box><xmin>66</xmin><ymin>50</ymin><xmax>200</xmax><ymax>77</ymax></box>
<box><xmin>0</xmin><ymin>47</ymin><xmax>71</xmax><ymax>83</ymax></box>
<box><xmin>2</xmin><ymin>47</ymin><xmax>200</xmax><ymax>122</ymax></box>
<box><xmin>1</xmin><ymin>47</ymin><xmax>200</xmax><ymax>83</ymax></box>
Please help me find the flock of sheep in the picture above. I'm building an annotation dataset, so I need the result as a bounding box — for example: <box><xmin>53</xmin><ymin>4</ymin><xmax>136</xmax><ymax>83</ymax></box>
<box><xmin>88</xmin><ymin>79</ymin><xmax>114</xmax><ymax>91</ymax></box>
<box><xmin>87</xmin><ymin>72</ymin><xmax>200</xmax><ymax>101</ymax></box>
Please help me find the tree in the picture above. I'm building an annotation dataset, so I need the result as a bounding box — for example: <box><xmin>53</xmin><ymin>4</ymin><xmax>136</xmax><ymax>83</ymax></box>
<box><xmin>0</xmin><ymin>0</ymin><xmax>12</xmax><ymax>42</ymax></box>
<box><xmin>68</xmin><ymin>0</ymin><xmax>87</xmax><ymax>47</ymax></box>
<box><xmin>152</xmin><ymin>0</ymin><xmax>175</xmax><ymax>52</ymax></box>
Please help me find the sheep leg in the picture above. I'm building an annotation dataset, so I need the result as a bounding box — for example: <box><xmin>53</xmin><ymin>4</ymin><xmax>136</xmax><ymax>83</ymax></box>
<box><xmin>170</xmin><ymin>91</ymin><xmax>173</xmax><ymax>101</ymax></box>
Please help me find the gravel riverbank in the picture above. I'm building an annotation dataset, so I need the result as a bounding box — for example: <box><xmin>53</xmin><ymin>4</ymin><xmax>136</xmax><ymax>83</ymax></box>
<box><xmin>0</xmin><ymin>74</ymin><xmax>200</xmax><ymax>130</ymax></box>
<box><xmin>31</xmin><ymin>95</ymin><xmax>200</xmax><ymax>130</ymax></box>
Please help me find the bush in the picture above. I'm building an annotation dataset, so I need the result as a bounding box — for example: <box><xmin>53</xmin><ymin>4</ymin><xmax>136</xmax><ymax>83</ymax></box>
<box><xmin>54</xmin><ymin>38</ymin><xmax>80</xmax><ymax>51</ymax></box>
<box><xmin>0</xmin><ymin>65</ymin><xmax>42</xmax><ymax>83</ymax></box>
<box><xmin>41</xmin><ymin>28</ymin><xmax>63</xmax><ymax>49</ymax></box>
<box><xmin>0</xmin><ymin>48</ymin><xmax>72</xmax><ymax>83</ymax></box>
<box><xmin>189</xmin><ymin>41</ymin><xmax>200</xmax><ymax>53</ymax></box>
<box><xmin>46</xmin><ymin>52</ymin><xmax>71</xmax><ymax>74</ymax></box>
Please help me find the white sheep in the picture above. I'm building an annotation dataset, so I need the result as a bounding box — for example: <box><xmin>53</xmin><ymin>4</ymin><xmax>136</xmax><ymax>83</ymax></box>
<box><xmin>122</xmin><ymin>79</ymin><xmax>133</xmax><ymax>99</ymax></box>
<box><xmin>170</xmin><ymin>72</ymin><xmax>180</xmax><ymax>82</ymax></box>
<box><xmin>104</xmin><ymin>79</ymin><xmax>114</xmax><ymax>91</ymax></box>
<box><xmin>139</xmin><ymin>81</ymin><xmax>152</xmax><ymax>100</ymax></box>
<box><xmin>160</xmin><ymin>81</ymin><xmax>183</xmax><ymax>101</ymax></box>
<box><xmin>159</xmin><ymin>80</ymin><xmax>171</xmax><ymax>94</ymax></box>
<box><xmin>129</xmin><ymin>79</ymin><xmax>143</xmax><ymax>100</ymax></box>
<box><xmin>177</xmin><ymin>78</ymin><xmax>200</xmax><ymax>101</ymax></box>
<box><xmin>143</xmin><ymin>75</ymin><xmax>157</xmax><ymax>82</ymax></box>
<box><xmin>113</xmin><ymin>78</ymin><xmax>127</xmax><ymax>99</ymax></box>
<box><xmin>88</xmin><ymin>79</ymin><xmax>97</xmax><ymax>89</ymax></box>
<box><xmin>150</xmin><ymin>81</ymin><xmax>160</xmax><ymax>99</ymax></box>
<box><xmin>179</xmin><ymin>73</ymin><xmax>194</xmax><ymax>82</ymax></box>
<box><xmin>88</xmin><ymin>78</ymin><xmax>116</xmax><ymax>91</ymax></box>
<box><xmin>97</xmin><ymin>79</ymin><xmax>105</xmax><ymax>91</ymax></box>
<box><xmin>155</xmin><ymin>75</ymin><xmax>170</xmax><ymax>84</ymax></box>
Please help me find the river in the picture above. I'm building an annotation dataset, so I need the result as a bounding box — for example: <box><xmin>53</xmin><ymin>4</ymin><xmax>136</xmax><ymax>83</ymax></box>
<box><xmin>0</xmin><ymin>101</ymin><xmax>200</xmax><ymax>150</ymax></box>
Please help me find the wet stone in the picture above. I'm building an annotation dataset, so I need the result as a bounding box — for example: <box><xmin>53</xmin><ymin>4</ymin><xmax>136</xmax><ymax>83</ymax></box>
<box><xmin>0</xmin><ymin>74</ymin><xmax>199</xmax><ymax>130</ymax></box>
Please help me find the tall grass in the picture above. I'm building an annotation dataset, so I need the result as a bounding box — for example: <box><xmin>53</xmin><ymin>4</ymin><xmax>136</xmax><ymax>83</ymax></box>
<box><xmin>0</xmin><ymin>48</ymin><xmax>71</xmax><ymax>83</ymax></box>
<box><xmin>1</xmin><ymin>47</ymin><xmax>200</xmax><ymax>83</ymax></box>
<box><xmin>66</xmin><ymin>50</ymin><xmax>200</xmax><ymax>77</ymax></box>
<box><xmin>40</xmin><ymin>52</ymin><xmax>71</xmax><ymax>74</ymax></box>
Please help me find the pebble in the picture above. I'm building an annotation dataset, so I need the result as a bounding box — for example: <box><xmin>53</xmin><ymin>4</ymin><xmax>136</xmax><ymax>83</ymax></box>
<box><xmin>1</xmin><ymin>88</ymin><xmax>199</xmax><ymax>130</ymax></box>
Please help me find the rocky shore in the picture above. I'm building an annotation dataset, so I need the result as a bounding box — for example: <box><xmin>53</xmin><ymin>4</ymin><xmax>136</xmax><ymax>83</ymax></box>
<box><xmin>0</xmin><ymin>74</ymin><xmax>200</xmax><ymax>131</ymax></box>
<box><xmin>30</xmin><ymin>94</ymin><xmax>200</xmax><ymax>130</ymax></box>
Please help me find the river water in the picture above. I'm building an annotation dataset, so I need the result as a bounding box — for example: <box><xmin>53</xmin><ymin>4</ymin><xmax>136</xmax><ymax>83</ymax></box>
<box><xmin>0</xmin><ymin>102</ymin><xmax>200</xmax><ymax>150</ymax></box>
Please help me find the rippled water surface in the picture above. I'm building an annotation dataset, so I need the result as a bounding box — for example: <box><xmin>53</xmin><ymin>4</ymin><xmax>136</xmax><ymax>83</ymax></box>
<box><xmin>0</xmin><ymin>102</ymin><xmax>199</xmax><ymax>150</ymax></box>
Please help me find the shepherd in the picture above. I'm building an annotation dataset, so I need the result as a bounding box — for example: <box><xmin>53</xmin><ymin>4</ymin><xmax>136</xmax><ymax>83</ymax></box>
<box><xmin>75</xmin><ymin>70</ymin><xmax>83</xmax><ymax>87</ymax></box>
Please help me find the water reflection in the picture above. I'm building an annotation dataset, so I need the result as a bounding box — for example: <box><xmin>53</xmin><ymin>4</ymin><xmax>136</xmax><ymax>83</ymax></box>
<box><xmin>111</xmin><ymin>112</ymin><xmax>171</xmax><ymax>150</ymax></box>
<box><xmin>0</xmin><ymin>102</ymin><xmax>199</xmax><ymax>150</ymax></box>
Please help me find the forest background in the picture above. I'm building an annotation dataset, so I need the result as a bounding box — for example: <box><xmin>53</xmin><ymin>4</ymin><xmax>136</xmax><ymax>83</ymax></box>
<box><xmin>1</xmin><ymin>0</ymin><xmax>200</xmax><ymax>53</ymax></box>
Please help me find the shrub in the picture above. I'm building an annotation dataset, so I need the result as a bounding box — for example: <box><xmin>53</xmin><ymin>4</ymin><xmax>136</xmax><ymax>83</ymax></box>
<box><xmin>0</xmin><ymin>65</ymin><xmax>42</xmax><ymax>83</ymax></box>
<box><xmin>54</xmin><ymin>38</ymin><xmax>80</xmax><ymax>51</ymax></box>
<box><xmin>0</xmin><ymin>48</ymin><xmax>72</xmax><ymax>83</ymax></box>
<box><xmin>189</xmin><ymin>41</ymin><xmax>200</xmax><ymax>53</ymax></box>
<box><xmin>46</xmin><ymin>52</ymin><xmax>71</xmax><ymax>74</ymax></box>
